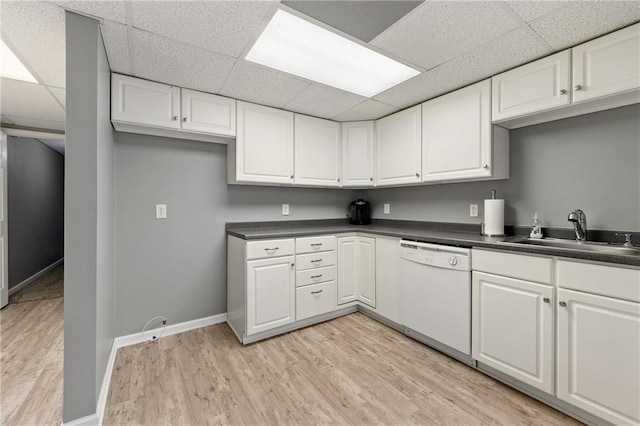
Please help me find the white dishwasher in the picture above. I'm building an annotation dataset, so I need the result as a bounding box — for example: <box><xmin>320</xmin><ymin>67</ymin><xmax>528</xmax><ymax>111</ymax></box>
<box><xmin>399</xmin><ymin>240</ymin><xmax>472</xmax><ymax>362</ymax></box>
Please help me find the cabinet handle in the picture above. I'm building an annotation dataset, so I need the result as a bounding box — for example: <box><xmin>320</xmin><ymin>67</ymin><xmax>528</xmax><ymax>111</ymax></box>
<box><xmin>337</xmin><ymin>178</ymin><xmax>340</xmax><ymax>182</ymax></box>
<box><xmin>574</xmin><ymin>85</ymin><xmax>583</xmax><ymax>91</ymax></box>
<box><xmin>310</xmin><ymin>259</ymin><xmax>323</xmax><ymax>263</ymax></box>
<box><xmin>291</xmin><ymin>263</ymin><xmax>295</xmax><ymax>268</ymax></box>
<box><xmin>310</xmin><ymin>243</ymin><xmax>323</xmax><ymax>247</ymax></box>
<box><xmin>483</xmin><ymin>164</ymin><xmax>489</xmax><ymax>169</ymax></box>
<box><xmin>559</xmin><ymin>89</ymin><xmax>567</xmax><ymax>95</ymax></box>
<box><xmin>264</xmin><ymin>247</ymin><xmax>279</xmax><ymax>252</ymax></box>
<box><xmin>559</xmin><ymin>301</ymin><xmax>567</xmax><ymax>307</ymax></box>
<box><xmin>182</xmin><ymin>117</ymin><xmax>188</xmax><ymax>122</ymax></box>
<box><xmin>172</xmin><ymin>116</ymin><xmax>178</xmax><ymax>121</ymax></box>
<box><xmin>311</xmin><ymin>289</ymin><xmax>323</xmax><ymax>295</ymax></box>
<box><xmin>370</xmin><ymin>177</ymin><xmax>373</xmax><ymax>181</ymax></box>
<box><xmin>310</xmin><ymin>274</ymin><xmax>323</xmax><ymax>279</ymax></box>
<box><xmin>290</xmin><ymin>174</ymin><xmax>294</xmax><ymax>179</ymax></box>
<box><xmin>543</xmin><ymin>297</ymin><xmax>550</xmax><ymax>303</ymax></box>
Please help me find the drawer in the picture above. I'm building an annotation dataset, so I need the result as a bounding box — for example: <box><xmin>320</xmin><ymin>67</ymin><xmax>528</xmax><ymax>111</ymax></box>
<box><xmin>246</xmin><ymin>239</ymin><xmax>294</xmax><ymax>260</ymax></box>
<box><xmin>296</xmin><ymin>251</ymin><xmax>337</xmax><ymax>271</ymax></box>
<box><xmin>557</xmin><ymin>260</ymin><xmax>640</xmax><ymax>303</ymax></box>
<box><xmin>296</xmin><ymin>281</ymin><xmax>338</xmax><ymax>321</ymax></box>
<box><xmin>296</xmin><ymin>235</ymin><xmax>336</xmax><ymax>254</ymax></box>
<box><xmin>472</xmin><ymin>249</ymin><xmax>553</xmax><ymax>284</ymax></box>
<box><xmin>296</xmin><ymin>265</ymin><xmax>336</xmax><ymax>287</ymax></box>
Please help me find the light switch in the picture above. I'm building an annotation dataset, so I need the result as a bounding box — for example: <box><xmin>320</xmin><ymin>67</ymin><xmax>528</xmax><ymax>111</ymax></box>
<box><xmin>156</xmin><ymin>204</ymin><xmax>167</xmax><ymax>219</ymax></box>
<box><xmin>384</xmin><ymin>204</ymin><xmax>390</xmax><ymax>215</ymax></box>
<box><xmin>282</xmin><ymin>204</ymin><xmax>290</xmax><ymax>216</ymax></box>
<box><xmin>470</xmin><ymin>204</ymin><xmax>478</xmax><ymax>217</ymax></box>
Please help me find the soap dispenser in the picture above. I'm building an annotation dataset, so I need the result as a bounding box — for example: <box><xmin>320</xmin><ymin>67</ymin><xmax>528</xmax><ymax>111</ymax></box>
<box><xmin>530</xmin><ymin>213</ymin><xmax>543</xmax><ymax>239</ymax></box>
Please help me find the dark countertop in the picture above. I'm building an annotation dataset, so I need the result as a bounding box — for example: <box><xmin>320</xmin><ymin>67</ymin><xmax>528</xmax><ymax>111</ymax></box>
<box><xmin>226</xmin><ymin>219</ymin><xmax>640</xmax><ymax>267</ymax></box>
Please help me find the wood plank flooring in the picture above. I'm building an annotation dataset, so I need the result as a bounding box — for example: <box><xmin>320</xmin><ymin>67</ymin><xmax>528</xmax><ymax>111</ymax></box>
<box><xmin>0</xmin><ymin>297</ymin><xmax>64</xmax><ymax>425</ymax></box>
<box><xmin>104</xmin><ymin>313</ymin><xmax>582</xmax><ymax>425</ymax></box>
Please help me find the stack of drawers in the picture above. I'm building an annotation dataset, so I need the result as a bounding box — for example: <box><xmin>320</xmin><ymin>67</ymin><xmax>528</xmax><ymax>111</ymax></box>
<box><xmin>295</xmin><ymin>235</ymin><xmax>337</xmax><ymax>320</ymax></box>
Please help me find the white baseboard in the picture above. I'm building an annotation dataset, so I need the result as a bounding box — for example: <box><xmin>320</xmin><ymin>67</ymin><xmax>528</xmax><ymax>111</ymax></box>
<box><xmin>62</xmin><ymin>413</ymin><xmax>98</xmax><ymax>426</ymax></box>
<box><xmin>9</xmin><ymin>258</ymin><xmax>64</xmax><ymax>295</ymax></box>
<box><xmin>92</xmin><ymin>312</ymin><xmax>228</xmax><ymax>425</ymax></box>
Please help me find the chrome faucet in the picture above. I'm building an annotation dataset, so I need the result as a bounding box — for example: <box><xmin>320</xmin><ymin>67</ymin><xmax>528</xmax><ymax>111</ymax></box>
<box><xmin>567</xmin><ymin>209</ymin><xmax>587</xmax><ymax>241</ymax></box>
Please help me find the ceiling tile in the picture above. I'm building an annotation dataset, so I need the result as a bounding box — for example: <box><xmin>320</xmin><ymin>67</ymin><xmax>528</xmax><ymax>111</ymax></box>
<box><xmin>3</xmin><ymin>115</ymin><xmax>65</xmax><ymax>132</ymax></box>
<box><xmin>130</xmin><ymin>1</ymin><xmax>275</xmax><ymax>58</ymax></box>
<box><xmin>130</xmin><ymin>29</ymin><xmax>237</xmax><ymax>95</ymax></box>
<box><xmin>371</xmin><ymin>1</ymin><xmax>520</xmax><ymax>70</ymax></box>
<box><xmin>100</xmin><ymin>21</ymin><xmax>130</xmax><ymax>75</ymax></box>
<box><xmin>374</xmin><ymin>26</ymin><xmax>552</xmax><ymax>109</ymax></box>
<box><xmin>530</xmin><ymin>2</ymin><xmax>640</xmax><ymax>50</ymax></box>
<box><xmin>1</xmin><ymin>78</ymin><xmax>66</xmax><ymax>124</ymax></box>
<box><xmin>49</xmin><ymin>86</ymin><xmax>66</xmax><ymax>108</ymax></box>
<box><xmin>0</xmin><ymin>1</ymin><xmax>65</xmax><ymax>87</ymax></box>
<box><xmin>54</xmin><ymin>1</ymin><xmax>127</xmax><ymax>24</ymax></box>
<box><xmin>1</xmin><ymin>115</ymin><xmax>15</xmax><ymax>124</ymax></box>
<box><xmin>284</xmin><ymin>84</ymin><xmax>366</xmax><ymax>120</ymax></box>
<box><xmin>504</xmin><ymin>1</ymin><xmax>568</xmax><ymax>23</ymax></box>
<box><xmin>331</xmin><ymin>99</ymin><xmax>399</xmax><ymax>122</ymax></box>
<box><xmin>218</xmin><ymin>60</ymin><xmax>311</xmax><ymax>109</ymax></box>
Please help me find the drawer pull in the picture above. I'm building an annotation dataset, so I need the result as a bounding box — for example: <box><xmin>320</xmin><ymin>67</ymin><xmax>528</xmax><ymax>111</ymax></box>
<box><xmin>310</xmin><ymin>259</ymin><xmax>323</xmax><ymax>263</ymax></box>
<box><xmin>310</xmin><ymin>274</ymin><xmax>323</xmax><ymax>279</ymax></box>
<box><xmin>310</xmin><ymin>243</ymin><xmax>323</xmax><ymax>247</ymax></box>
<box><xmin>264</xmin><ymin>247</ymin><xmax>279</xmax><ymax>252</ymax></box>
<box><xmin>311</xmin><ymin>289</ymin><xmax>323</xmax><ymax>295</ymax></box>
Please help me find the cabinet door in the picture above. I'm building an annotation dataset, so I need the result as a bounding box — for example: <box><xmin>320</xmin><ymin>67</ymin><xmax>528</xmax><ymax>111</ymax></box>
<box><xmin>573</xmin><ymin>23</ymin><xmax>640</xmax><ymax>103</ymax></box>
<box><xmin>557</xmin><ymin>288</ymin><xmax>640</xmax><ymax>425</ymax></box>
<box><xmin>357</xmin><ymin>236</ymin><xmax>376</xmax><ymax>308</ymax></box>
<box><xmin>375</xmin><ymin>105</ymin><xmax>422</xmax><ymax>186</ymax></box>
<box><xmin>472</xmin><ymin>272</ymin><xmax>554</xmax><ymax>393</ymax></box>
<box><xmin>375</xmin><ymin>236</ymin><xmax>400</xmax><ymax>323</ymax></box>
<box><xmin>246</xmin><ymin>256</ymin><xmax>295</xmax><ymax>335</ymax></box>
<box><xmin>181</xmin><ymin>89</ymin><xmax>236</xmax><ymax>136</ymax></box>
<box><xmin>422</xmin><ymin>80</ymin><xmax>492</xmax><ymax>182</ymax></box>
<box><xmin>111</xmin><ymin>74</ymin><xmax>180</xmax><ymax>129</ymax></box>
<box><xmin>492</xmin><ymin>51</ymin><xmax>571</xmax><ymax>121</ymax></box>
<box><xmin>337</xmin><ymin>237</ymin><xmax>358</xmax><ymax>305</ymax></box>
<box><xmin>236</xmin><ymin>101</ymin><xmax>294</xmax><ymax>184</ymax></box>
<box><xmin>341</xmin><ymin>121</ymin><xmax>375</xmax><ymax>187</ymax></box>
<box><xmin>294</xmin><ymin>114</ymin><xmax>341</xmax><ymax>187</ymax></box>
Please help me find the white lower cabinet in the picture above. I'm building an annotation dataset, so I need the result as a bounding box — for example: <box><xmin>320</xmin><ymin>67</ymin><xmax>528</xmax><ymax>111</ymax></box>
<box><xmin>337</xmin><ymin>236</ymin><xmax>376</xmax><ymax>308</ymax></box>
<box><xmin>374</xmin><ymin>236</ymin><xmax>400</xmax><ymax>323</ymax></box>
<box><xmin>246</xmin><ymin>256</ymin><xmax>295</xmax><ymax>335</ymax></box>
<box><xmin>296</xmin><ymin>281</ymin><xmax>337</xmax><ymax>321</ymax></box>
<box><xmin>472</xmin><ymin>271</ymin><xmax>554</xmax><ymax>393</ymax></box>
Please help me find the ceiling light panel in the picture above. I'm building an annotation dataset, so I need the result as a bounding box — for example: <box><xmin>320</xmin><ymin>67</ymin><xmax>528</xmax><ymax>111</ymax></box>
<box><xmin>245</xmin><ymin>9</ymin><xmax>420</xmax><ymax>98</ymax></box>
<box><xmin>0</xmin><ymin>39</ymin><xmax>38</xmax><ymax>83</ymax></box>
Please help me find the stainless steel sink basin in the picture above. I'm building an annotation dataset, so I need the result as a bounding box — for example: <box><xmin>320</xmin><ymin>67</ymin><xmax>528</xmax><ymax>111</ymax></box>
<box><xmin>501</xmin><ymin>237</ymin><xmax>640</xmax><ymax>257</ymax></box>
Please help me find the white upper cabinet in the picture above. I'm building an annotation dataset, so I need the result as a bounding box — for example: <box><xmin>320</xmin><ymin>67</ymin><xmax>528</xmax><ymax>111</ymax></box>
<box><xmin>112</xmin><ymin>73</ymin><xmax>180</xmax><ymax>129</ymax></box>
<box><xmin>422</xmin><ymin>80</ymin><xmax>508</xmax><ymax>182</ymax></box>
<box><xmin>180</xmin><ymin>89</ymin><xmax>236</xmax><ymax>136</ymax></box>
<box><xmin>572</xmin><ymin>23</ymin><xmax>640</xmax><ymax>103</ymax></box>
<box><xmin>492</xmin><ymin>51</ymin><xmax>571</xmax><ymax>122</ymax></box>
<box><xmin>231</xmin><ymin>101</ymin><xmax>294</xmax><ymax>185</ymax></box>
<box><xmin>294</xmin><ymin>114</ymin><xmax>341</xmax><ymax>187</ymax></box>
<box><xmin>375</xmin><ymin>105</ymin><xmax>422</xmax><ymax>186</ymax></box>
<box><xmin>341</xmin><ymin>121</ymin><xmax>375</xmax><ymax>187</ymax></box>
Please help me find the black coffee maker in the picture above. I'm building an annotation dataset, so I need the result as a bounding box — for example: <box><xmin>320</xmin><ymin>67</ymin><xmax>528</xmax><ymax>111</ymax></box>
<box><xmin>347</xmin><ymin>199</ymin><xmax>371</xmax><ymax>225</ymax></box>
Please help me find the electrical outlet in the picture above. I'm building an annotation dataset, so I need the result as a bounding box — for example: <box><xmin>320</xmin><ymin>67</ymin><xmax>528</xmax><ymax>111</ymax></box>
<box><xmin>156</xmin><ymin>204</ymin><xmax>167</xmax><ymax>219</ymax></box>
<box><xmin>384</xmin><ymin>203</ymin><xmax>390</xmax><ymax>215</ymax></box>
<box><xmin>282</xmin><ymin>204</ymin><xmax>290</xmax><ymax>216</ymax></box>
<box><xmin>469</xmin><ymin>204</ymin><xmax>478</xmax><ymax>218</ymax></box>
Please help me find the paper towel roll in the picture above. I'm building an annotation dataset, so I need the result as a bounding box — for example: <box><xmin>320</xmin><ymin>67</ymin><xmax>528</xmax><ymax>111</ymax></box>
<box><xmin>484</xmin><ymin>199</ymin><xmax>505</xmax><ymax>236</ymax></box>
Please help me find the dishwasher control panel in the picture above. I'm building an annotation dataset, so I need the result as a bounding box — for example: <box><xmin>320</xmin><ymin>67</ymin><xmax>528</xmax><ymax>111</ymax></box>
<box><xmin>400</xmin><ymin>240</ymin><xmax>471</xmax><ymax>271</ymax></box>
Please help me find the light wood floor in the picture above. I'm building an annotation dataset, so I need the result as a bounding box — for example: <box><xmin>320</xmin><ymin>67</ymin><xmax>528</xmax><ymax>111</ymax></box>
<box><xmin>0</xmin><ymin>297</ymin><xmax>64</xmax><ymax>425</ymax></box>
<box><xmin>104</xmin><ymin>313</ymin><xmax>582</xmax><ymax>425</ymax></box>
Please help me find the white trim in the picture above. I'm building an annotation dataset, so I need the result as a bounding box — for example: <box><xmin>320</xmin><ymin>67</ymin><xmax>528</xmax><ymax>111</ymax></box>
<box><xmin>113</xmin><ymin>313</ymin><xmax>228</xmax><ymax>349</ymax></box>
<box><xmin>62</xmin><ymin>413</ymin><xmax>99</xmax><ymax>426</ymax></box>
<box><xmin>9</xmin><ymin>258</ymin><xmax>64</xmax><ymax>295</ymax></box>
<box><xmin>96</xmin><ymin>338</ymin><xmax>118</xmax><ymax>425</ymax></box>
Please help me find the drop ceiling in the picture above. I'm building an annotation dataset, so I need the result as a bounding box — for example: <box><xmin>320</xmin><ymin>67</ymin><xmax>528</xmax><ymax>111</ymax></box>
<box><xmin>1</xmin><ymin>1</ymin><xmax>639</xmax><ymax>134</ymax></box>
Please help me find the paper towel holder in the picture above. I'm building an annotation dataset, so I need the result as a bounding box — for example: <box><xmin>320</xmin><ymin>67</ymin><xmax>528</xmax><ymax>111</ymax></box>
<box><xmin>481</xmin><ymin>189</ymin><xmax>506</xmax><ymax>237</ymax></box>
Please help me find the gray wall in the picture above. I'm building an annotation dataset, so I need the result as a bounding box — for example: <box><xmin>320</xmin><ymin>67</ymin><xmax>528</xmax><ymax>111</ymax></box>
<box><xmin>7</xmin><ymin>137</ymin><xmax>64</xmax><ymax>288</ymax></box>
<box><xmin>365</xmin><ymin>104</ymin><xmax>640</xmax><ymax>231</ymax></box>
<box><xmin>114</xmin><ymin>132</ymin><xmax>356</xmax><ymax>336</ymax></box>
<box><xmin>64</xmin><ymin>12</ymin><xmax>115</xmax><ymax>423</ymax></box>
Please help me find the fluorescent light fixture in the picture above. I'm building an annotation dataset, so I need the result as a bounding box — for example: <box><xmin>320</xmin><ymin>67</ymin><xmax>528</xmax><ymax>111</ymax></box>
<box><xmin>1</xmin><ymin>39</ymin><xmax>38</xmax><ymax>83</ymax></box>
<box><xmin>245</xmin><ymin>9</ymin><xmax>420</xmax><ymax>97</ymax></box>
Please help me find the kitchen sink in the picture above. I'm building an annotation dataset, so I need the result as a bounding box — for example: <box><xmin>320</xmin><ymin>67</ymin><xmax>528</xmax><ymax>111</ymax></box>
<box><xmin>501</xmin><ymin>237</ymin><xmax>640</xmax><ymax>257</ymax></box>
